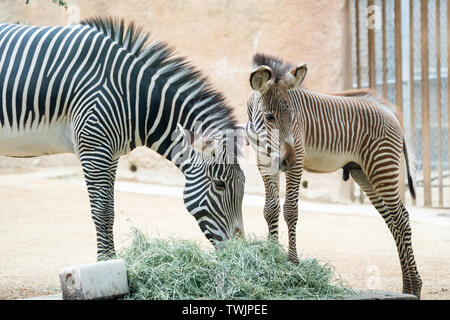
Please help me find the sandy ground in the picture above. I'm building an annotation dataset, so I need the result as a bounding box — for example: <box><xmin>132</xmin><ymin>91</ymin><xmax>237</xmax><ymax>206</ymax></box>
<box><xmin>0</xmin><ymin>157</ymin><xmax>449</xmax><ymax>300</ymax></box>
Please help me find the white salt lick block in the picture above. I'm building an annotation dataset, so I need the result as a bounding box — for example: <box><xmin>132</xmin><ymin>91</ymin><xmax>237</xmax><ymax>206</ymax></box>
<box><xmin>59</xmin><ymin>259</ymin><xmax>129</xmax><ymax>300</ymax></box>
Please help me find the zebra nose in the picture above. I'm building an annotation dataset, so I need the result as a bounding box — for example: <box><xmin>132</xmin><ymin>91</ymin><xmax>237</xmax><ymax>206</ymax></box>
<box><xmin>266</xmin><ymin>145</ymin><xmax>272</xmax><ymax>157</ymax></box>
<box><xmin>234</xmin><ymin>227</ymin><xmax>244</xmax><ymax>238</ymax></box>
<box><xmin>280</xmin><ymin>158</ymin><xmax>291</xmax><ymax>172</ymax></box>
<box><xmin>280</xmin><ymin>142</ymin><xmax>296</xmax><ymax>172</ymax></box>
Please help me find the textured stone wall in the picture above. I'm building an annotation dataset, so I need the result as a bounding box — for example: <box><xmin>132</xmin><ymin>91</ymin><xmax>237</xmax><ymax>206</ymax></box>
<box><xmin>0</xmin><ymin>0</ymin><xmax>350</xmax><ymax>122</ymax></box>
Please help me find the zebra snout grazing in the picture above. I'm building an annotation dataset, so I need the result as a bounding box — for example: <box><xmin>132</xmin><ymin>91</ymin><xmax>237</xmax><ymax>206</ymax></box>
<box><xmin>233</xmin><ymin>226</ymin><xmax>244</xmax><ymax>238</ymax></box>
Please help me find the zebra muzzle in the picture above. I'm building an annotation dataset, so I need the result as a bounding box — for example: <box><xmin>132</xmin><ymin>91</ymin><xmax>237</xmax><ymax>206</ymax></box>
<box><xmin>233</xmin><ymin>227</ymin><xmax>245</xmax><ymax>238</ymax></box>
<box><xmin>280</xmin><ymin>142</ymin><xmax>296</xmax><ymax>172</ymax></box>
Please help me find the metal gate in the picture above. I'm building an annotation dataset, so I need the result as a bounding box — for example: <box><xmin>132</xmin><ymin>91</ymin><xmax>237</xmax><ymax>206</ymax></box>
<box><xmin>349</xmin><ymin>0</ymin><xmax>449</xmax><ymax>208</ymax></box>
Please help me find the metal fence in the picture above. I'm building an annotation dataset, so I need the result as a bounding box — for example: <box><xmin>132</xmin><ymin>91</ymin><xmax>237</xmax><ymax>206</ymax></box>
<box><xmin>350</xmin><ymin>0</ymin><xmax>449</xmax><ymax>207</ymax></box>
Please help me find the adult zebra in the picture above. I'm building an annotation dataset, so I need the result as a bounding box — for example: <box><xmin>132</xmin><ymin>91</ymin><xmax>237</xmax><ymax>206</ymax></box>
<box><xmin>246</xmin><ymin>53</ymin><xmax>422</xmax><ymax>298</ymax></box>
<box><xmin>0</xmin><ymin>17</ymin><xmax>245</xmax><ymax>259</ymax></box>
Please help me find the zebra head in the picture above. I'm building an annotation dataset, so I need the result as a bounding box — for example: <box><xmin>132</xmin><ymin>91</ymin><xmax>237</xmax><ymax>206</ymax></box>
<box><xmin>249</xmin><ymin>54</ymin><xmax>307</xmax><ymax>172</ymax></box>
<box><xmin>176</xmin><ymin>125</ymin><xmax>246</xmax><ymax>247</ymax></box>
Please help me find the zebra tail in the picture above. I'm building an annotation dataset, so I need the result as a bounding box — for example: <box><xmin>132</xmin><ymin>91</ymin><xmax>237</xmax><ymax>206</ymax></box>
<box><xmin>403</xmin><ymin>136</ymin><xmax>416</xmax><ymax>200</ymax></box>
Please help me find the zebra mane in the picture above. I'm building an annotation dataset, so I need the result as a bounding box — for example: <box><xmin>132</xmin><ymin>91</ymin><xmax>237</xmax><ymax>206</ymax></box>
<box><xmin>334</xmin><ymin>88</ymin><xmax>397</xmax><ymax>114</ymax></box>
<box><xmin>252</xmin><ymin>53</ymin><xmax>293</xmax><ymax>83</ymax></box>
<box><xmin>80</xmin><ymin>17</ymin><xmax>237</xmax><ymax>130</ymax></box>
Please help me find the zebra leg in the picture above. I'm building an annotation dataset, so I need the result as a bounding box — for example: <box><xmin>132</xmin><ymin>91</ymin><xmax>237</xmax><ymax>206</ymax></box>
<box><xmin>374</xmin><ymin>181</ymin><xmax>422</xmax><ymax>298</ymax></box>
<box><xmin>283</xmin><ymin>165</ymin><xmax>302</xmax><ymax>264</ymax></box>
<box><xmin>350</xmin><ymin>167</ymin><xmax>422</xmax><ymax>298</ymax></box>
<box><xmin>397</xmin><ymin>205</ymin><xmax>422</xmax><ymax>298</ymax></box>
<box><xmin>258</xmin><ymin>164</ymin><xmax>281</xmax><ymax>240</ymax></box>
<box><xmin>79</xmin><ymin>151</ymin><xmax>119</xmax><ymax>260</ymax></box>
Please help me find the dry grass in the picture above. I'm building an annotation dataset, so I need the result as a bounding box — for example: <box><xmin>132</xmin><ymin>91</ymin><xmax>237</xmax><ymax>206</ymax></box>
<box><xmin>120</xmin><ymin>229</ymin><xmax>350</xmax><ymax>300</ymax></box>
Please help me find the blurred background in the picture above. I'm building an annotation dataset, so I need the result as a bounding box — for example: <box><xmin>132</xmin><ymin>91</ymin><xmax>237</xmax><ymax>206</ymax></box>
<box><xmin>0</xmin><ymin>0</ymin><xmax>448</xmax><ymax>300</ymax></box>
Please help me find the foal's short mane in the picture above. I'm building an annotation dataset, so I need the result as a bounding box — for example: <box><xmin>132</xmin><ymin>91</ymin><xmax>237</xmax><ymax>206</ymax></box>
<box><xmin>81</xmin><ymin>17</ymin><xmax>237</xmax><ymax>129</ymax></box>
<box><xmin>252</xmin><ymin>53</ymin><xmax>293</xmax><ymax>83</ymax></box>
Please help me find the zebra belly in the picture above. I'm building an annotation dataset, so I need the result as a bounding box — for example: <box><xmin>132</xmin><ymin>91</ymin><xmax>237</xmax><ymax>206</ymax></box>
<box><xmin>0</xmin><ymin>122</ymin><xmax>75</xmax><ymax>157</ymax></box>
<box><xmin>303</xmin><ymin>149</ymin><xmax>354</xmax><ymax>173</ymax></box>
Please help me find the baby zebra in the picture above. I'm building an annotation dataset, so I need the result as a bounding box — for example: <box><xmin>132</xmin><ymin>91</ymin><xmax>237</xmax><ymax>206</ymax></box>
<box><xmin>246</xmin><ymin>53</ymin><xmax>422</xmax><ymax>298</ymax></box>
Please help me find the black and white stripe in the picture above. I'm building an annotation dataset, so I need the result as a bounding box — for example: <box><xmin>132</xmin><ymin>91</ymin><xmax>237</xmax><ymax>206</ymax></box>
<box><xmin>0</xmin><ymin>17</ymin><xmax>245</xmax><ymax>259</ymax></box>
<box><xmin>246</xmin><ymin>53</ymin><xmax>422</xmax><ymax>298</ymax></box>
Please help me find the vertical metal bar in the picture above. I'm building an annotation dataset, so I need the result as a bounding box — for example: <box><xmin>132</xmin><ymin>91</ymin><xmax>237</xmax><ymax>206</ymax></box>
<box><xmin>358</xmin><ymin>0</ymin><xmax>365</xmax><ymax>204</ymax></box>
<box><xmin>395</xmin><ymin>0</ymin><xmax>404</xmax><ymax>121</ymax></box>
<box><xmin>409</xmin><ymin>0</ymin><xmax>416</xmax><ymax>206</ymax></box>
<box><xmin>345</xmin><ymin>0</ymin><xmax>354</xmax><ymax>89</ymax></box>
<box><xmin>340</xmin><ymin>0</ymin><xmax>356</xmax><ymax>203</ymax></box>
<box><xmin>409</xmin><ymin>0</ymin><xmax>416</xmax><ymax>205</ymax></box>
<box><xmin>368</xmin><ymin>0</ymin><xmax>377</xmax><ymax>89</ymax></box>
<box><xmin>356</xmin><ymin>0</ymin><xmax>362</xmax><ymax>88</ymax></box>
<box><xmin>448</xmin><ymin>0</ymin><xmax>450</xmax><ymax>204</ymax></box>
<box><xmin>421</xmin><ymin>0</ymin><xmax>432</xmax><ymax>206</ymax></box>
<box><xmin>382</xmin><ymin>0</ymin><xmax>388</xmax><ymax>97</ymax></box>
<box><xmin>395</xmin><ymin>0</ymin><xmax>405</xmax><ymax>200</ymax></box>
<box><xmin>436</xmin><ymin>0</ymin><xmax>443</xmax><ymax>206</ymax></box>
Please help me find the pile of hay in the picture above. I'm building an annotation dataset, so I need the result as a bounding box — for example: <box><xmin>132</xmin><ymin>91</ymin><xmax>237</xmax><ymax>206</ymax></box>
<box><xmin>120</xmin><ymin>229</ymin><xmax>350</xmax><ymax>300</ymax></box>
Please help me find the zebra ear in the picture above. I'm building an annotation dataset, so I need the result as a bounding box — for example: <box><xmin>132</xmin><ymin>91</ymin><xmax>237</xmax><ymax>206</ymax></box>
<box><xmin>177</xmin><ymin>124</ymin><xmax>217</xmax><ymax>157</ymax></box>
<box><xmin>250</xmin><ymin>66</ymin><xmax>272</xmax><ymax>93</ymax></box>
<box><xmin>285</xmin><ymin>63</ymin><xmax>307</xmax><ymax>90</ymax></box>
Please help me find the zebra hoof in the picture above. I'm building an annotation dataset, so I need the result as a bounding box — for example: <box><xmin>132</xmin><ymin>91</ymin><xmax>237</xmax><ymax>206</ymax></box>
<box><xmin>97</xmin><ymin>251</ymin><xmax>116</xmax><ymax>262</ymax></box>
<box><xmin>402</xmin><ymin>289</ymin><xmax>421</xmax><ymax>300</ymax></box>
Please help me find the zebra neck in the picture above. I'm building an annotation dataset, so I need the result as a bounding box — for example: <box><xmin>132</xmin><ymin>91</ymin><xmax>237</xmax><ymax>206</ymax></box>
<box><xmin>132</xmin><ymin>69</ymin><xmax>222</xmax><ymax>172</ymax></box>
<box><xmin>292</xmin><ymin>88</ymin><xmax>335</xmax><ymax>117</ymax></box>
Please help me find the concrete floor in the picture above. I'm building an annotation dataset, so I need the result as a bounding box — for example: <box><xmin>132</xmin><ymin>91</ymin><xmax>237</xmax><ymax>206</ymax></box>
<box><xmin>0</xmin><ymin>166</ymin><xmax>449</xmax><ymax>300</ymax></box>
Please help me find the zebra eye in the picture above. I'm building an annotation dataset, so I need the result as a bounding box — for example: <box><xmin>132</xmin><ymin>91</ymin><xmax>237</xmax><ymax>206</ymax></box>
<box><xmin>213</xmin><ymin>180</ymin><xmax>226</xmax><ymax>189</ymax></box>
<box><xmin>265</xmin><ymin>114</ymin><xmax>275</xmax><ymax>122</ymax></box>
